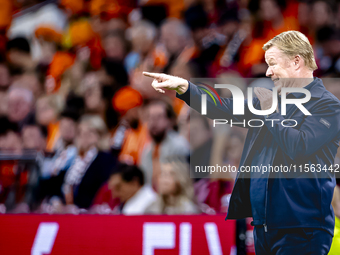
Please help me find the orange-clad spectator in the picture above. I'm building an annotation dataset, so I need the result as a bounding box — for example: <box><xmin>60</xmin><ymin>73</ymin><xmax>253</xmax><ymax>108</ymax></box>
<box><xmin>34</xmin><ymin>25</ymin><xmax>75</xmax><ymax>93</ymax></box>
<box><xmin>64</xmin><ymin>19</ymin><xmax>105</xmax><ymax>70</ymax></box>
<box><xmin>127</xmin><ymin>20</ymin><xmax>169</xmax><ymax>98</ymax></box>
<box><xmin>34</xmin><ymin>25</ymin><xmax>74</xmax><ymax>93</ymax></box>
<box><xmin>118</xmin><ymin>124</ymin><xmax>150</xmax><ymax>165</ymax></box>
<box><xmin>140</xmin><ymin>99</ymin><xmax>189</xmax><ymax>188</ymax></box>
<box><xmin>238</xmin><ymin>0</ymin><xmax>300</xmax><ymax>76</ymax></box>
<box><xmin>160</xmin><ymin>18</ymin><xmax>194</xmax><ymax>73</ymax></box>
<box><xmin>111</xmin><ymin>86</ymin><xmax>149</xmax><ymax>165</ymax></box>
<box><xmin>35</xmin><ymin>94</ymin><xmax>64</xmax><ymax>152</ymax></box>
<box><xmin>125</xmin><ymin>20</ymin><xmax>167</xmax><ymax>75</ymax></box>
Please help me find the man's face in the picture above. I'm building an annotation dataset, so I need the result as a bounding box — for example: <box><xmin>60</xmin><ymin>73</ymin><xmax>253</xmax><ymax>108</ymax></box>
<box><xmin>8</xmin><ymin>92</ymin><xmax>31</xmax><ymax>123</ymax></box>
<box><xmin>260</xmin><ymin>0</ymin><xmax>281</xmax><ymax>22</ymax></box>
<box><xmin>3</xmin><ymin>131</ymin><xmax>22</xmax><ymax>153</ymax></box>
<box><xmin>265</xmin><ymin>46</ymin><xmax>295</xmax><ymax>90</ymax></box>
<box><xmin>22</xmin><ymin>126</ymin><xmax>45</xmax><ymax>150</ymax></box>
<box><xmin>76</xmin><ymin>123</ymin><xmax>99</xmax><ymax>153</ymax></box>
<box><xmin>119</xmin><ymin>179</ymin><xmax>140</xmax><ymax>202</ymax></box>
<box><xmin>108</xmin><ymin>174</ymin><xmax>139</xmax><ymax>202</ymax></box>
<box><xmin>84</xmin><ymin>84</ymin><xmax>102</xmax><ymax>111</ymax></box>
<box><xmin>108</xmin><ymin>174</ymin><xmax>122</xmax><ymax>198</ymax></box>
<box><xmin>146</xmin><ymin>103</ymin><xmax>170</xmax><ymax>142</ymax></box>
<box><xmin>36</xmin><ymin>98</ymin><xmax>56</xmax><ymax>126</ymax></box>
<box><xmin>7</xmin><ymin>49</ymin><xmax>30</xmax><ymax>68</ymax></box>
<box><xmin>59</xmin><ymin>117</ymin><xmax>77</xmax><ymax>144</ymax></box>
<box><xmin>104</xmin><ymin>35</ymin><xmax>125</xmax><ymax>61</ymax></box>
<box><xmin>132</xmin><ymin>33</ymin><xmax>153</xmax><ymax>55</ymax></box>
<box><xmin>161</xmin><ymin>25</ymin><xmax>184</xmax><ymax>56</ymax></box>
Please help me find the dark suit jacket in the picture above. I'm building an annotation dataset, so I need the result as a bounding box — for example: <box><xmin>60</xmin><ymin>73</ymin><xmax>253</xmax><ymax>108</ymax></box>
<box><xmin>178</xmin><ymin>78</ymin><xmax>340</xmax><ymax>235</ymax></box>
<box><xmin>73</xmin><ymin>152</ymin><xmax>117</xmax><ymax>209</ymax></box>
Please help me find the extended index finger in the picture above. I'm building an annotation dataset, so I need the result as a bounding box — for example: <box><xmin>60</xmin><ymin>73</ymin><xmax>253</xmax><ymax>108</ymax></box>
<box><xmin>143</xmin><ymin>72</ymin><xmax>162</xmax><ymax>79</ymax></box>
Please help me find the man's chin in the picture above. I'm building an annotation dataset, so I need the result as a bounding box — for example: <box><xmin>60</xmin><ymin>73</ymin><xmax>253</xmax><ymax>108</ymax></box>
<box><xmin>273</xmin><ymin>78</ymin><xmax>280</xmax><ymax>85</ymax></box>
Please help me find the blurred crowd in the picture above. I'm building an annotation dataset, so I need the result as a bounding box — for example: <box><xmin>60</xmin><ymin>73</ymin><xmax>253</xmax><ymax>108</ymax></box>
<box><xmin>0</xmin><ymin>0</ymin><xmax>339</xmax><ymax>217</ymax></box>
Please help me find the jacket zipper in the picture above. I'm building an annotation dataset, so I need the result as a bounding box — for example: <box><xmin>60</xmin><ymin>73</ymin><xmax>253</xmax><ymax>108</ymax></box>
<box><xmin>247</xmin><ymin>100</ymin><xmax>297</xmax><ymax>233</ymax></box>
<box><xmin>262</xmin><ymin>100</ymin><xmax>297</xmax><ymax>233</ymax></box>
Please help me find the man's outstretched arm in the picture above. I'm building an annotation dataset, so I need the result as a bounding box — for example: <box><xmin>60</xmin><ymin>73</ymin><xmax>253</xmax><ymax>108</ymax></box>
<box><xmin>143</xmin><ymin>72</ymin><xmax>257</xmax><ymax>122</ymax></box>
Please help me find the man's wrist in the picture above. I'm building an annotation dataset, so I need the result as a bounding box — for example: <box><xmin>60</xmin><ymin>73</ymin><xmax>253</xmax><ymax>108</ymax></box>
<box><xmin>176</xmin><ymin>80</ymin><xmax>189</xmax><ymax>95</ymax></box>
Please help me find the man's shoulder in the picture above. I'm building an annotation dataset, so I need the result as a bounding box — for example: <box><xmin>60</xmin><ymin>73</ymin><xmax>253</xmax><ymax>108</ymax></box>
<box><xmin>313</xmin><ymin>78</ymin><xmax>340</xmax><ymax>105</ymax></box>
<box><xmin>307</xmin><ymin>92</ymin><xmax>340</xmax><ymax>118</ymax></box>
<box><xmin>315</xmin><ymin>90</ymin><xmax>340</xmax><ymax>110</ymax></box>
<box><xmin>325</xmin><ymin>93</ymin><xmax>340</xmax><ymax>108</ymax></box>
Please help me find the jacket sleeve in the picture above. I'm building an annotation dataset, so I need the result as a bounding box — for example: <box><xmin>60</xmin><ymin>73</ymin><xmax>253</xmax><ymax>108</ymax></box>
<box><xmin>264</xmin><ymin>97</ymin><xmax>340</xmax><ymax>160</ymax></box>
<box><xmin>177</xmin><ymin>81</ymin><xmax>258</xmax><ymax>123</ymax></box>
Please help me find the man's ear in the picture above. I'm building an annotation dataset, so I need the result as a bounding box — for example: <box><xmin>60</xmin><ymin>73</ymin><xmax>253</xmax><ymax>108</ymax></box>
<box><xmin>294</xmin><ymin>55</ymin><xmax>301</xmax><ymax>67</ymax></box>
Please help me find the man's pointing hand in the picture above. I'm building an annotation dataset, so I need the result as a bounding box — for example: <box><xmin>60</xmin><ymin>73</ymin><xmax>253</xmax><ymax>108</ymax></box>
<box><xmin>143</xmin><ymin>72</ymin><xmax>189</xmax><ymax>95</ymax></box>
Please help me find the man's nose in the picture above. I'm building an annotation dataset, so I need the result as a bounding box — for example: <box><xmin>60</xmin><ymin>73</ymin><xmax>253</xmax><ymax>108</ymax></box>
<box><xmin>266</xmin><ymin>67</ymin><xmax>273</xmax><ymax>77</ymax></box>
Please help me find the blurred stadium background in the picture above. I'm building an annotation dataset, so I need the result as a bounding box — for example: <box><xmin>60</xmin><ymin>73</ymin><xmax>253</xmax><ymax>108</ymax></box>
<box><xmin>0</xmin><ymin>0</ymin><xmax>339</xmax><ymax>254</ymax></box>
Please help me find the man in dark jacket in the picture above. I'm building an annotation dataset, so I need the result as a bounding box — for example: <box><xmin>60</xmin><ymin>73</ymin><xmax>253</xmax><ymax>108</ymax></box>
<box><xmin>143</xmin><ymin>31</ymin><xmax>340</xmax><ymax>254</ymax></box>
